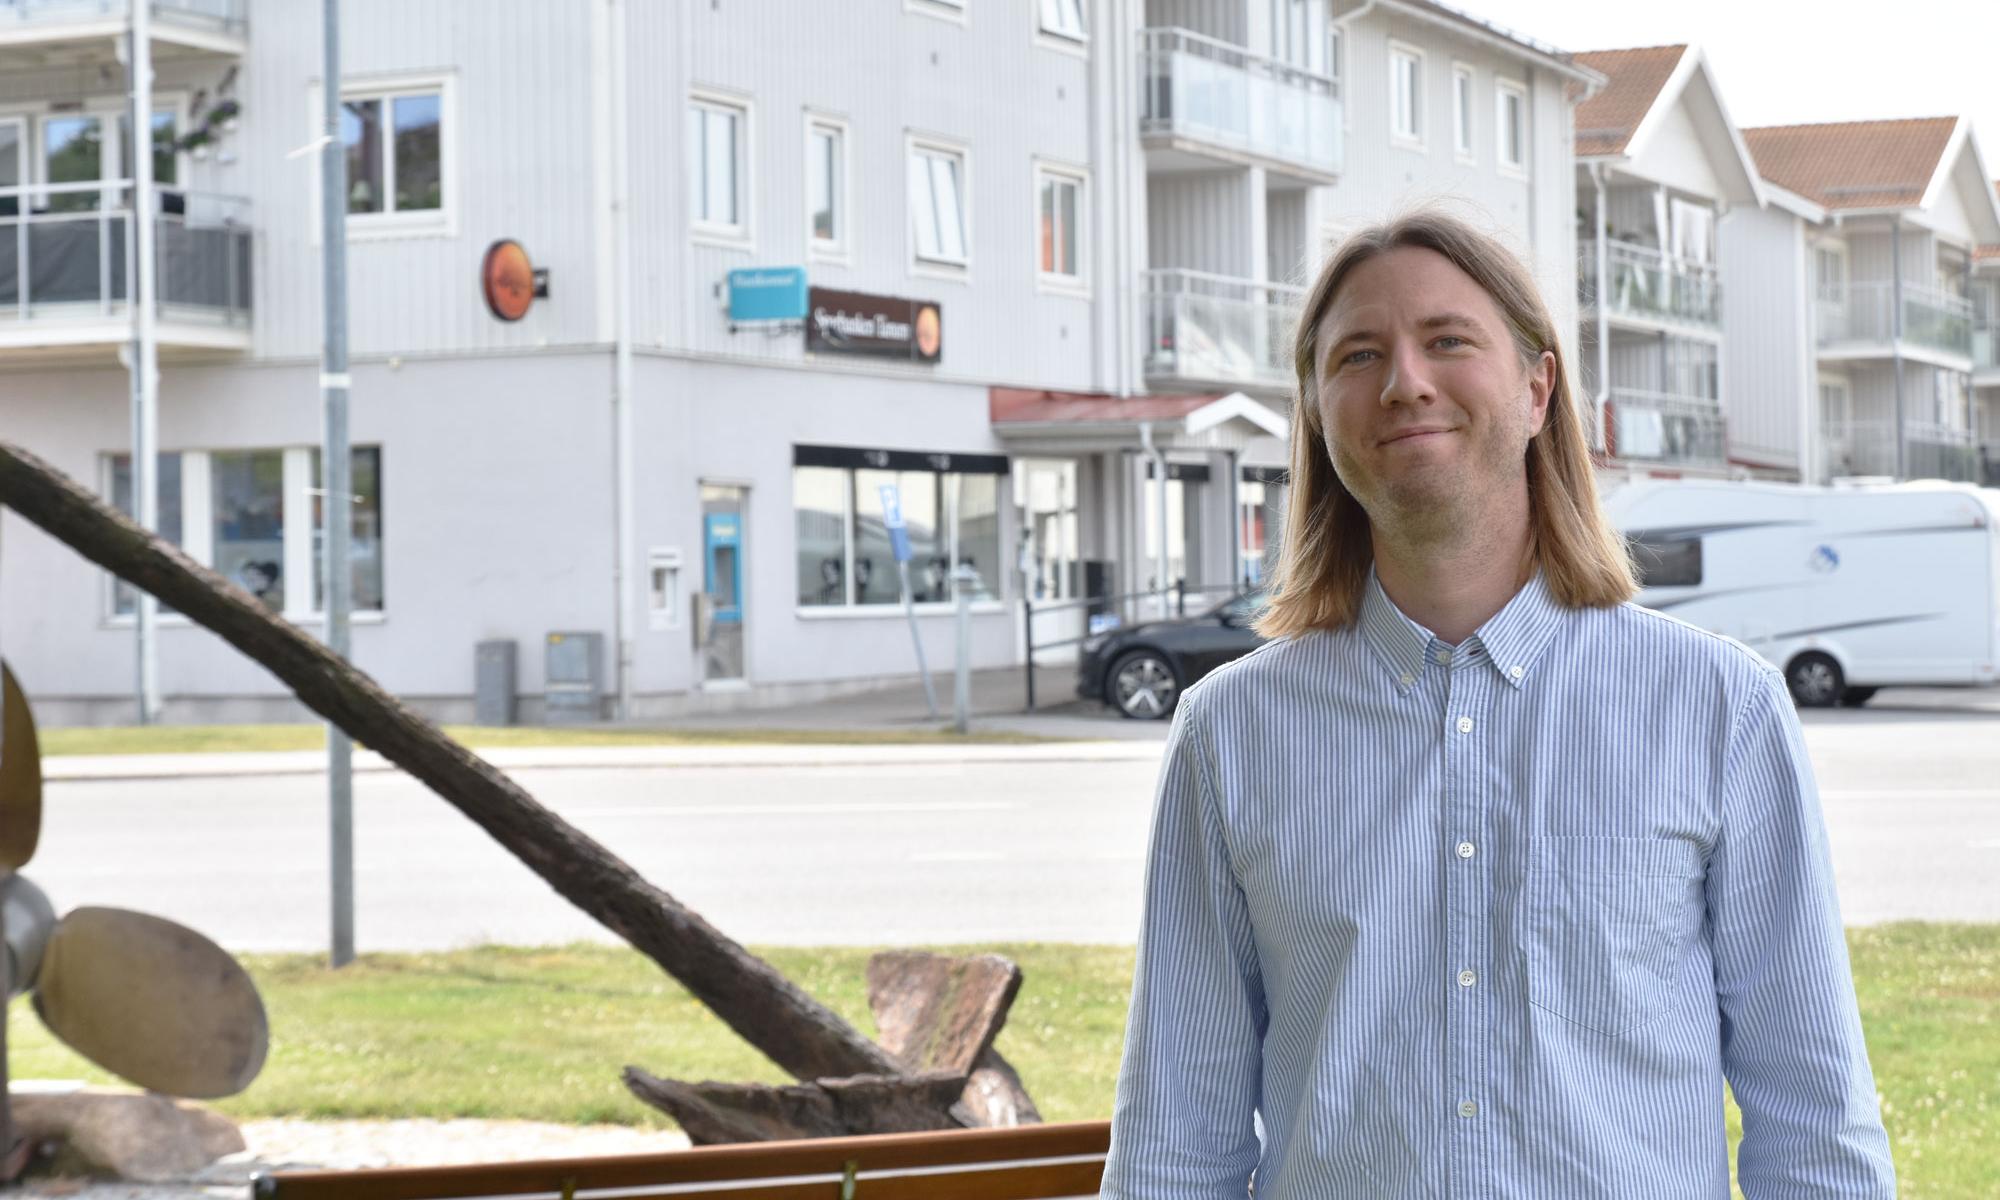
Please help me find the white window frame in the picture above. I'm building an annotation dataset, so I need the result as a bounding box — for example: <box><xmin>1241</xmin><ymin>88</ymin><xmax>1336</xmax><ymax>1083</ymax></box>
<box><xmin>906</xmin><ymin>0</ymin><xmax>967</xmax><ymax>25</ymax></box>
<box><xmin>1331</xmin><ymin>27</ymin><xmax>1347</xmax><ymax>131</ymax></box>
<box><xmin>1495</xmin><ymin>78</ymin><xmax>1528</xmax><ymax>176</ymax></box>
<box><xmin>689</xmin><ymin>87</ymin><xmax>753</xmax><ymax>247</ymax></box>
<box><xmin>1033</xmin><ymin>161</ymin><xmax>1088</xmax><ymax>294</ymax></box>
<box><xmin>312</xmin><ymin>71</ymin><xmax>457</xmax><ymax>241</ymax></box>
<box><xmin>101</xmin><ymin>446</ymin><xmax>386</xmax><ymax>627</ymax></box>
<box><xmin>1814</xmin><ymin>241</ymin><xmax>1848</xmax><ymax>300</ymax></box>
<box><xmin>1035</xmin><ymin>0</ymin><xmax>1086</xmax><ymax>48</ymax></box>
<box><xmin>907</xmin><ymin>133</ymin><xmax>971</xmax><ymax>276</ymax></box>
<box><xmin>1451</xmin><ymin>63</ymin><xmax>1475</xmax><ymax>162</ymax></box>
<box><xmin>804</xmin><ymin>111</ymin><xmax>849</xmax><ymax>262</ymax></box>
<box><xmin>1389</xmin><ymin>42</ymin><xmax>1425</xmax><ymax>148</ymax></box>
<box><xmin>792</xmin><ymin>464</ymin><xmax>1009</xmax><ymax>617</ymax></box>
<box><xmin>28</xmin><ymin>95</ymin><xmax>187</xmax><ymax>198</ymax></box>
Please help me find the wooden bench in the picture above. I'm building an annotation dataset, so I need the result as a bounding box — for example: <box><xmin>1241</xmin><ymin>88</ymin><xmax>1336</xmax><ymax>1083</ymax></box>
<box><xmin>253</xmin><ymin>1118</ymin><xmax>1111</xmax><ymax>1200</ymax></box>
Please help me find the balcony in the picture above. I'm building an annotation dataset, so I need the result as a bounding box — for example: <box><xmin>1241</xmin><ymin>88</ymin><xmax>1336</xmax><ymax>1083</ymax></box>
<box><xmin>1577</xmin><ymin>240</ymin><xmax>1720</xmax><ymax>331</ymax></box>
<box><xmin>0</xmin><ymin>0</ymin><xmax>244</xmax><ymax>64</ymax></box>
<box><xmin>1820</xmin><ymin>419</ymin><xmax>1977</xmax><ymax>482</ymax></box>
<box><xmin>1605</xmin><ymin>388</ymin><xmax>1726</xmax><ymax>468</ymax></box>
<box><xmin>1816</xmin><ymin>282</ymin><xmax>1972</xmax><ymax>362</ymax></box>
<box><xmin>1142</xmin><ymin>269</ymin><xmax>1302</xmax><ymax>392</ymax></box>
<box><xmin>1974</xmin><ymin>320</ymin><xmax>2000</xmax><ymax>383</ymax></box>
<box><xmin>0</xmin><ymin>181</ymin><xmax>252</xmax><ymax>358</ymax></box>
<box><xmin>1138</xmin><ymin>27</ymin><xmax>1341</xmax><ymax>182</ymax></box>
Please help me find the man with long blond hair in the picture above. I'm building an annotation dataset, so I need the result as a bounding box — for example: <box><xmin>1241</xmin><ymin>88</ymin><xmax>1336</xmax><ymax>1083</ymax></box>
<box><xmin>1099</xmin><ymin>210</ymin><xmax>1893</xmax><ymax>1197</ymax></box>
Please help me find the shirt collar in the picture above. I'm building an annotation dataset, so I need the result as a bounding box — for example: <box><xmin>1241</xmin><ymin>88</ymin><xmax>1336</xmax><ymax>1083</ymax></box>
<box><xmin>1359</xmin><ymin>565</ymin><xmax>1567</xmax><ymax>693</ymax></box>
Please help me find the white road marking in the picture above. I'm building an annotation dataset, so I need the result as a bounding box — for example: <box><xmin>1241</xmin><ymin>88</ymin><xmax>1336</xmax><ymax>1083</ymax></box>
<box><xmin>907</xmin><ymin>850</ymin><xmax>1007</xmax><ymax>863</ymax></box>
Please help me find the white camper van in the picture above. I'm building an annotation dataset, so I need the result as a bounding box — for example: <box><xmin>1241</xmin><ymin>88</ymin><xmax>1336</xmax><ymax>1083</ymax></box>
<box><xmin>1600</xmin><ymin>480</ymin><xmax>2000</xmax><ymax>707</ymax></box>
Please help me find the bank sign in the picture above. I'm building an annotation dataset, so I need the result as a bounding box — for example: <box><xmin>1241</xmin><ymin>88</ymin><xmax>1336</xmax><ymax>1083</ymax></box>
<box><xmin>805</xmin><ymin>287</ymin><xmax>942</xmax><ymax>363</ymax></box>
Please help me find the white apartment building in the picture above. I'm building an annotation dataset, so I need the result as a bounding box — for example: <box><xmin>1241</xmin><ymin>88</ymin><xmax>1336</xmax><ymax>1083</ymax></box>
<box><xmin>0</xmin><ymin>0</ymin><xmax>1595</xmax><ymax>724</ymax></box>
<box><xmin>1973</xmin><ymin>206</ymin><xmax>1999</xmax><ymax>483</ymax></box>
<box><xmin>1718</xmin><ymin>117</ymin><xmax>2000</xmax><ymax>486</ymax></box>
<box><xmin>1569</xmin><ymin>44</ymin><xmax>1762</xmax><ymax>477</ymax></box>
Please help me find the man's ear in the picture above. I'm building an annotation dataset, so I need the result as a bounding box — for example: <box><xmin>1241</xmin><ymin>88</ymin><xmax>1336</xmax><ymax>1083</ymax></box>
<box><xmin>1526</xmin><ymin>350</ymin><xmax>1556</xmax><ymax>435</ymax></box>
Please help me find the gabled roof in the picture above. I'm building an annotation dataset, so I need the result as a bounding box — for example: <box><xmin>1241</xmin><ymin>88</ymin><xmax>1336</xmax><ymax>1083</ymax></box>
<box><xmin>1573</xmin><ymin>45</ymin><xmax>1685</xmax><ymax>157</ymax></box>
<box><xmin>1331</xmin><ymin>0</ymin><xmax>1603</xmax><ymax>87</ymax></box>
<box><xmin>1742</xmin><ymin>117</ymin><xmax>1957</xmax><ymax>210</ymax></box>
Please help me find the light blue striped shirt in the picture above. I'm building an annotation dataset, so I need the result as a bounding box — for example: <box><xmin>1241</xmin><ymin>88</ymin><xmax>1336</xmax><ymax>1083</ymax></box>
<box><xmin>1102</xmin><ymin>568</ymin><xmax>1894</xmax><ymax>1198</ymax></box>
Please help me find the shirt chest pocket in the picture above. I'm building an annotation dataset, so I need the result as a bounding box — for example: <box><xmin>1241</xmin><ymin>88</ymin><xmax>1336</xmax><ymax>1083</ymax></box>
<box><xmin>1524</xmin><ymin>835</ymin><xmax>1705</xmax><ymax>1036</ymax></box>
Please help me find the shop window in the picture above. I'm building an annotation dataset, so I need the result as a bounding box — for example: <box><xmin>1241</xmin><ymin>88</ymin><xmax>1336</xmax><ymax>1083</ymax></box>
<box><xmin>107</xmin><ymin>451</ymin><xmax>185</xmax><ymax>615</ymax></box>
<box><xmin>311</xmin><ymin>446</ymin><xmax>386</xmax><ymax>613</ymax></box>
<box><xmin>793</xmin><ymin>451</ymin><xmax>1004</xmax><ymax>610</ymax></box>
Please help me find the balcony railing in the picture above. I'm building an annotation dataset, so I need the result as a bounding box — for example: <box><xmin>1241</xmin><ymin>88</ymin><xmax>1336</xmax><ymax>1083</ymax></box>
<box><xmin>1606</xmin><ymin>388</ymin><xmax>1726</xmax><ymax>466</ymax></box>
<box><xmin>1577</xmin><ymin>240</ymin><xmax>1720</xmax><ymax>328</ymax></box>
<box><xmin>0</xmin><ymin>0</ymin><xmax>245</xmax><ymax>34</ymax></box>
<box><xmin>1138</xmin><ymin>26</ymin><xmax>1341</xmax><ymax>178</ymax></box>
<box><xmin>1973</xmin><ymin>320</ymin><xmax>2000</xmax><ymax>372</ymax></box>
<box><xmin>1142</xmin><ymin>268</ymin><xmax>1303</xmax><ymax>390</ymax></box>
<box><xmin>0</xmin><ymin>181</ymin><xmax>252</xmax><ymax>331</ymax></box>
<box><xmin>1820</xmin><ymin>418</ymin><xmax>1978</xmax><ymax>482</ymax></box>
<box><xmin>1815</xmin><ymin>281</ymin><xmax>1972</xmax><ymax>358</ymax></box>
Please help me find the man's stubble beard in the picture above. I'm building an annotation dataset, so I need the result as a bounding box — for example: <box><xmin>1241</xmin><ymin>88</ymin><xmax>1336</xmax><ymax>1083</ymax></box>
<box><xmin>1327</xmin><ymin>421</ymin><xmax>1533</xmax><ymax>551</ymax></box>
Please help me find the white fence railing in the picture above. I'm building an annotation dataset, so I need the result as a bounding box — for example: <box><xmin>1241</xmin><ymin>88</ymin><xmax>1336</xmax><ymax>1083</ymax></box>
<box><xmin>1139</xmin><ymin>26</ymin><xmax>1341</xmax><ymax>176</ymax></box>
<box><xmin>1142</xmin><ymin>268</ymin><xmax>1303</xmax><ymax>388</ymax></box>
<box><xmin>0</xmin><ymin>180</ymin><xmax>252</xmax><ymax>326</ymax></box>
<box><xmin>0</xmin><ymin>0</ymin><xmax>244</xmax><ymax>32</ymax></box>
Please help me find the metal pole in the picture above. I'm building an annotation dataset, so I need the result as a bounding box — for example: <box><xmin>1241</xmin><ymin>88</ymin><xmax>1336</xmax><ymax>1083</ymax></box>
<box><xmin>609</xmin><ymin>0</ymin><xmax>636</xmax><ymax>720</ymax></box>
<box><xmin>1593</xmin><ymin>164</ymin><xmax>1611</xmax><ymax>450</ymax></box>
<box><xmin>899</xmin><ymin>561</ymin><xmax>940</xmax><ymax>719</ymax></box>
<box><xmin>130</xmin><ymin>0</ymin><xmax>161</xmax><ymax>724</ymax></box>
<box><xmin>1890</xmin><ymin>216</ymin><xmax>1906</xmax><ymax>480</ymax></box>
<box><xmin>952</xmin><ymin>567</ymin><xmax>974</xmax><ymax>734</ymax></box>
<box><xmin>321</xmin><ymin>0</ymin><xmax>355</xmax><ymax>968</ymax></box>
<box><xmin>1021</xmin><ymin>595</ymin><xmax>1035</xmax><ymax>712</ymax></box>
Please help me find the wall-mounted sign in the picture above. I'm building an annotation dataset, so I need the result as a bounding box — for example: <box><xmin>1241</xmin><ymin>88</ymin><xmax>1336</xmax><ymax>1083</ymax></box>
<box><xmin>806</xmin><ymin>287</ymin><xmax>942</xmax><ymax>363</ymax></box>
<box><xmin>728</xmin><ymin>267</ymin><xmax>808</xmax><ymax>324</ymax></box>
<box><xmin>481</xmin><ymin>239</ymin><xmax>548</xmax><ymax>322</ymax></box>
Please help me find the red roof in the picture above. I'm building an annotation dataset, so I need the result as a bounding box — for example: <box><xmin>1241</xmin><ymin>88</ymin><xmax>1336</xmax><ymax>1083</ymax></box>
<box><xmin>1742</xmin><ymin>117</ymin><xmax>1957</xmax><ymax>210</ymax></box>
<box><xmin>1572</xmin><ymin>45</ymin><xmax>1686</xmax><ymax>158</ymax></box>
<box><xmin>990</xmin><ymin>388</ymin><xmax>1222</xmax><ymax>425</ymax></box>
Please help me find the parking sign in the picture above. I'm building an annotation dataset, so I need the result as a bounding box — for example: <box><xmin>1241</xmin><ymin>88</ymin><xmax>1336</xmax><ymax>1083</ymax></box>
<box><xmin>878</xmin><ymin>484</ymin><xmax>912</xmax><ymax>563</ymax></box>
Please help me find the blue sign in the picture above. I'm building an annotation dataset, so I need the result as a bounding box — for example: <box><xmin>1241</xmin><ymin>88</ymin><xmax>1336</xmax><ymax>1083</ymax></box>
<box><xmin>878</xmin><ymin>484</ymin><xmax>912</xmax><ymax>564</ymax></box>
<box><xmin>703</xmin><ymin>513</ymin><xmax>743</xmax><ymax>624</ymax></box>
<box><xmin>727</xmin><ymin>267</ymin><xmax>808</xmax><ymax>323</ymax></box>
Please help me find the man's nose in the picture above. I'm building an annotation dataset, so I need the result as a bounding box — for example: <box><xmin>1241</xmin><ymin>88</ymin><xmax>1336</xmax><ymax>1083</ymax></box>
<box><xmin>1378</xmin><ymin>340</ymin><xmax>1435</xmax><ymax>408</ymax></box>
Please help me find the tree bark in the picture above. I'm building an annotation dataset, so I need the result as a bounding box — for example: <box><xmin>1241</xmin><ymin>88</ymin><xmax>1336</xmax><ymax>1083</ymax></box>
<box><xmin>0</xmin><ymin>439</ymin><xmax>901</xmax><ymax>1084</ymax></box>
<box><xmin>621</xmin><ymin>1068</ymin><xmax>967</xmax><ymax>1146</ymax></box>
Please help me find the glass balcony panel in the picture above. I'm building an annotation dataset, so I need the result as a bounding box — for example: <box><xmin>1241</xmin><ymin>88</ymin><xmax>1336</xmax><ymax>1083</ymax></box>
<box><xmin>1577</xmin><ymin>239</ymin><xmax>1719</xmax><ymax>329</ymax></box>
<box><xmin>1143</xmin><ymin>269</ymin><xmax>1303</xmax><ymax>389</ymax></box>
<box><xmin>1140</xmin><ymin>27</ymin><xmax>1340</xmax><ymax>177</ymax></box>
<box><xmin>1821</xmin><ymin>418</ymin><xmax>1977</xmax><ymax>482</ymax></box>
<box><xmin>1606</xmin><ymin>389</ymin><xmax>1726</xmax><ymax>466</ymax></box>
<box><xmin>1815</xmin><ymin>281</ymin><xmax>1972</xmax><ymax>357</ymax></box>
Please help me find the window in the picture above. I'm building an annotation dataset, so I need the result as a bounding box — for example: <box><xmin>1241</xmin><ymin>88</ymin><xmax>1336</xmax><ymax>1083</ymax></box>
<box><xmin>807</xmin><ymin>117</ymin><xmax>845</xmax><ymax>253</ymax></box>
<box><xmin>908</xmin><ymin>139</ymin><xmax>968</xmax><ymax>267</ymax></box>
<box><xmin>118</xmin><ymin>108</ymin><xmax>178</xmax><ymax>187</ymax></box>
<box><xmin>1389</xmin><ymin>45</ymin><xmax>1423</xmax><ymax>144</ymax></box>
<box><xmin>1268</xmin><ymin>0</ymin><xmax>1326</xmax><ymax>73</ymax></box>
<box><xmin>1815</xmin><ymin>244</ymin><xmax>1847</xmax><ymax>300</ymax></box>
<box><xmin>689</xmin><ymin>95</ymin><xmax>748</xmax><ymax>237</ymax></box>
<box><xmin>341</xmin><ymin>87</ymin><xmax>444</xmax><ymax>217</ymax></box>
<box><xmin>793</xmin><ymin>449</ymin><xmax>1006</xmax><ymax>609</ymax></box>
<box><xmin>1496</xmin><ymin>80</ymin><xmax>1527</xmax><ymax>172</ymax></box>
<box><xmin>1036</xmin><ymin>165</ymin><xmax>1083</xmax><ymax>283</ymax></box>
<box><xmin>311</xmin><ymin>446</ymin><xmax>386</xmax><ymax>613</ymax></box>
<box><xmin>102</xmin><ymin>445</ymin><xmax>384</xmax><ymax>620</ymax></box>
<box><xmin>1669</xmin><ymin>199</ymin><xmax>1715</xmax><ymax>266</ymax></box>
<box><xmin>1038</xmin><ymin>0</ymin><xmax>1085</xmax><ymax>41</ymax></box>
<box><xmin>41</xmin><ymin>113</ymin><xmax>104</xmax><ymax>212</ymax></box>
<box><xmin>108</xmin><ymin>452</ymin><xmax>185</xmax><ymax>616</ymax></box>
<box><xmin>1452</xmin><ymin>65</ymin><xmax>1474</xmax><ymax>160</ymax></box>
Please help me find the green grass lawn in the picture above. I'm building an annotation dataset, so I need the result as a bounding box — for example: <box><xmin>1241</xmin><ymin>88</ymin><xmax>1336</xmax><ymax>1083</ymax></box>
<box><xmin>38</xmin><ymin>722</ymin><xmax>1063</xmax><ymax>756</ymax></box>
<box><xmin>7</xmin><ymin>927</ymin><xmax>1992</xmax><ymax>1196</ymax></box>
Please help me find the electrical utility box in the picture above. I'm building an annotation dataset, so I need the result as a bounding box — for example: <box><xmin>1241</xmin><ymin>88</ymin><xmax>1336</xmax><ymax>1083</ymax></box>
<box><xmin>544</xmin><ymin>631</ymin><xmax>605</xmax><ymax>723</ymax></box>
<box><xmin>473</xmin><ymin>639</ymin><xmax>518</xmax><ymax>726</ymax></box>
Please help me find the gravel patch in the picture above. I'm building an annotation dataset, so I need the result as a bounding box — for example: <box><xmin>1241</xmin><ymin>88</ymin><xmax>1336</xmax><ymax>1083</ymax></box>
<box><xmin>11</xmin><ymin>1117</ymin><xmax>692</xmax><ymax>1199</ymax></box>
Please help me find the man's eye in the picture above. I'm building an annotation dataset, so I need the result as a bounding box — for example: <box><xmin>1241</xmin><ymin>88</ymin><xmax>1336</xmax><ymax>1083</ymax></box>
<box><xmin>1341</xmin><ymin>348</ymin><xmax>1379</xmax><ymax>366</ymax></box>
<box><xmin>1433</xmin><ymin>335</ymin><xmax>1468</xmax><ymax>350</ymax></box>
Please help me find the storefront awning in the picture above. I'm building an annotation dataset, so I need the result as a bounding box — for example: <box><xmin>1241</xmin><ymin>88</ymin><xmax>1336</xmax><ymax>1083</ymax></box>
<box><xmin>989</xmin><ymin>387</ymin><xmax>1289</xmax><ymax>453</ymax></box>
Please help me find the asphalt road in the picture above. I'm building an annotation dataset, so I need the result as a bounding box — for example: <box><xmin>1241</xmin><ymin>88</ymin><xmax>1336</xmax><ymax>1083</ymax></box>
<box><xmin>27</xmin><ymin>704</ymin><xmax>2000</xmax><ymax>952</ymax></box>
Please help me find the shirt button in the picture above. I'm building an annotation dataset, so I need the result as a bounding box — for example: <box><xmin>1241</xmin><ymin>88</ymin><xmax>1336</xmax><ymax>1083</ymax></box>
<box><xmin>1456</xmin><ymin>716</ymin><xmax>1474</xmax><ymax>734</ymax></box>
<box><xmin>1456</xmin><ymin>841</ymin><xmax>1476</xmax><ymax>859</ymax></box>
<box><xmin>1434</xmin><ymin>649</ymin><xmax>1451</xmax><ymax>664</ymax></box>
<box><xmin>1458</xmin><ymin>969</ymin><xmax>1477</xmax><ymax>987</ymax></box>
<box><xmin>1509</xmin><ymin>665</ymin><xmax>1524</xmax><ymax>680</ymax></box>
<box><xmin>1398</xmin><ymin>672</ymin><xmax>1414</xmax><ymax>687</ymax></box>
<box><xmin>1458</xmin><ymin>1100</ymin><xmax>1478</xmax><ymax>1118</ymax></box>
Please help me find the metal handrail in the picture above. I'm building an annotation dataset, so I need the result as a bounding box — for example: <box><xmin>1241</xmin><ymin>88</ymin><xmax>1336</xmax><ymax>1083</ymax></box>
<box><xmin>1141</xmin><ymin>267</ymin><xmax>1307</xmax><ymax>303</ymax></box>
<box><xmin>0</xmin><ymin>179</ymin><xmax>252</xmax><ymax>324</ymax></box>
<box><xmin>0</xmin><ymin>0</ymin><xmax>246</xmax><ymax>31</ymax></box>
<box><xmin>1138</xmin><ymin>25</ymin><xmax>1337</xmax><ymax>94</ymax></box>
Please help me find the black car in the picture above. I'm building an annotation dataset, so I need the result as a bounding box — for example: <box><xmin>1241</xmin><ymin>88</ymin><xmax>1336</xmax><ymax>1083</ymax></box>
<box><xmin>1076</xmin><ymin>590</ymin><xmax>1270</xmax><ymax>719</ymax></box>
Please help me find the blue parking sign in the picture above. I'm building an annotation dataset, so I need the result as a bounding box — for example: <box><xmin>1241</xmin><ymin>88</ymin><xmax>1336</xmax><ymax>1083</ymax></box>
<box><xmin>878</xmin><ymin>484</ymin><xmax>912</xmax><ymax>563</ymax></box>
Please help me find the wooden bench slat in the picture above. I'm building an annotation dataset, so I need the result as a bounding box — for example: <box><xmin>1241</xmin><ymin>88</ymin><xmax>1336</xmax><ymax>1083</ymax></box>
<box><xmin>255</xmin><ymin>1119</ymin><xmax>1112</xmax><ymax>1200</ymax></box>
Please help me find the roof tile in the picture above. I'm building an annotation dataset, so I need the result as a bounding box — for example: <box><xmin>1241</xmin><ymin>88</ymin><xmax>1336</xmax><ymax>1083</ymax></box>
<box><xmin>1741</xmin><ymin>118</ymin><xmax>1957</xmax><ymax>210</ymax></box>
<box><xmin>1572</xmin><ymin>45</ymin><xmax>1686</xmax><ymax>158</ymax></box>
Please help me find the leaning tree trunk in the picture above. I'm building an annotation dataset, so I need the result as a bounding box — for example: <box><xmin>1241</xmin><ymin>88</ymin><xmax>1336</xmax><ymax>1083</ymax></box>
<box><xmin>0</xmin><ymin>439</ymin><xmax>907</xmax><ymax>1086</ymax></box>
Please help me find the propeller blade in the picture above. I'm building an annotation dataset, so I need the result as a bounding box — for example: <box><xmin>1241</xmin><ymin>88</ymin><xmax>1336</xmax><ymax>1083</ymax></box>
<box><xmin>0</xmin><ymin>662</ymin><xmax>41</xmax><ymax>870</ymax></box>
<box><xmin>33</xmin><ymin>907</ymin><xmax>269</xmax><ymax>1099</ymax></box>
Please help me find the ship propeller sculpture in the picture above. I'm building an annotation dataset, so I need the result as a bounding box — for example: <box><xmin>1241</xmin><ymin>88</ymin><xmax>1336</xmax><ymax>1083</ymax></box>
<box><xmin>0</xmin><ymin>662</ymin><xmax>269</xmax><ymax>1176</ymax></box>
